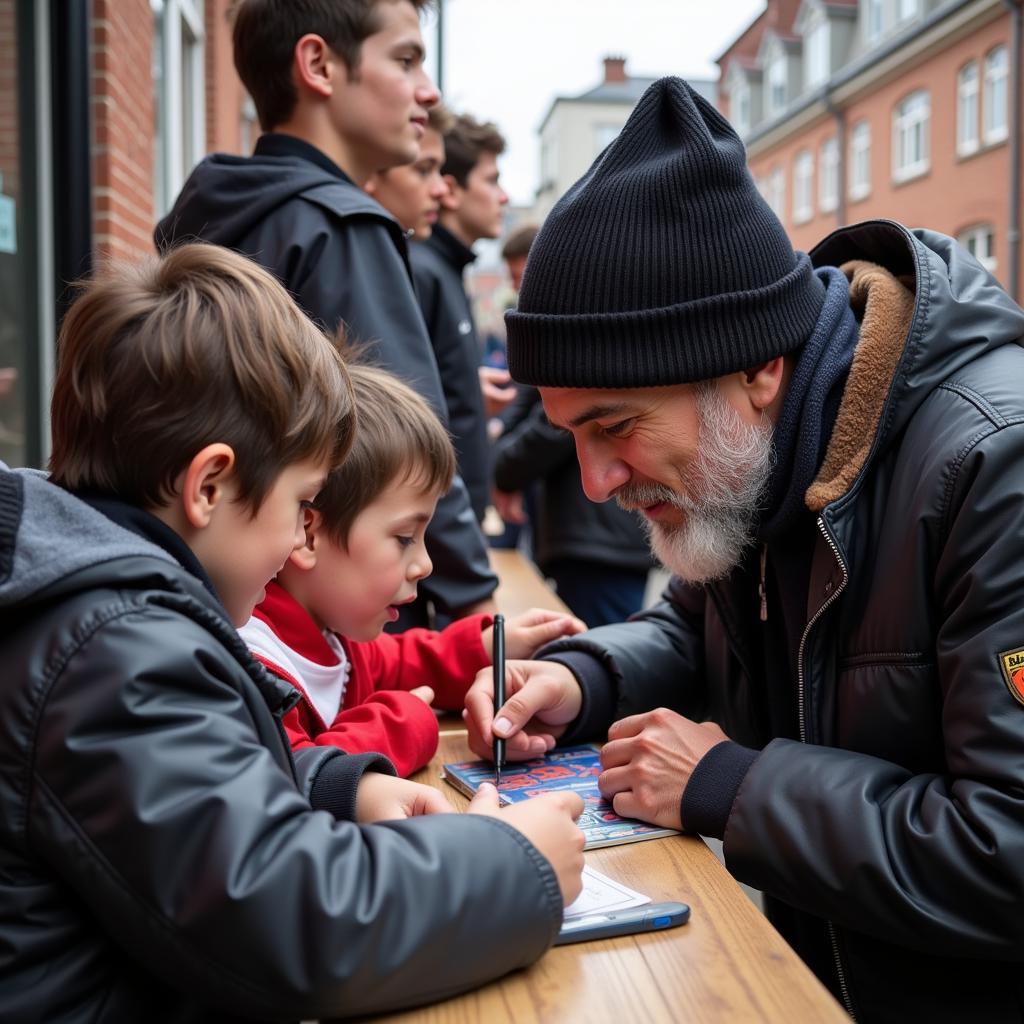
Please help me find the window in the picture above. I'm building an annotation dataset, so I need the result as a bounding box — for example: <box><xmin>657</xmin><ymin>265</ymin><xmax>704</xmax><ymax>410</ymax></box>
<box><xmin>983</xmin><ymin>46</ymin><xmax>1008</xmax><ymax>144</ymax></box>
<box><xmin>732</xmin><ymin>77</ymin><xmax>751</xmax><ymax>136</ymax></box>
<box><xmin>819</xmin><ymin>137</ymin><xmax>839</xmax><ymax>213</ymax></box>
<box><xmin>957</xmin><ymin>62</ymin><xmax>979</xmax><ymax>156</ymax></box>
<box><xmin>767</xmin><ymin>51</ymin><xmax>787</xmax><ymax>118</ymax></box>
<box><xmin>593</xmin><ymin>123</ymin><xmax>620</xmax><ymax>155</ymax></box>
<box><xmin>897</xmin><ymin>0</ymin><xmax>919</xmax><ymax>23</ymax></box>
<box><xmin>793</xmin><ymin>150</ymin><xmax>814</xmax><ymax>224</ymax></box>
<box><xmin>893</xmin><ymin>90</ymin><xmax>930</xmax><ymax>182</ymax></box>
<box><xmin>865</xmin><ymin>0</ymin><xmax>884</xmax><ymax>43</ymax></box>
<box><xmin>958</xmin><ymin>224</ymin><xmax>996</xmax><ymax>272</ymax></box>
<box><xmin>805</xmin><ymin>18</ymin><xmax>830</xmax><ymax>88</ymax></box>
<box><xmin>849</xmin><ymin>120</ymin><xmax>871</xmax><ymax>200</ymax></box>
<box><xmin>769</xmin><ymin>165</ymin><xmax>786</xmax><ymax>223</ymax></box>
<box><xmin>152</xmin><ymin>0</ymin><xmax>205</xmax><ymax>218</ymax></box>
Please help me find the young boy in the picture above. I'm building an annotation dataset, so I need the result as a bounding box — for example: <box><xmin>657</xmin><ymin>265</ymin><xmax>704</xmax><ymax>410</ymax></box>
<box><xmin>0</xmin><ymin>244</ymin><xmax>585</xmax><ymax>1020</ymax></box>
<box><xmin>365</xmin><ymin>103</ymin><xmax>453</xmax><ymax>241</ymax></box>
<box><xmin>155</xmin><ymin>0</ymin><xmax>498</xmax><ymax>629</ymax></box>
<box><xmin>240</xmin><ymin>363</ymin><xmax>585</xmax><ymax>777</ymax></box>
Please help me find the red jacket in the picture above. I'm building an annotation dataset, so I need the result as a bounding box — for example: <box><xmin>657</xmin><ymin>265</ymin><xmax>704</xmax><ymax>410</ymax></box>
<box><xmin>242</xmin><ymin>582</ymin><xmax>492</xmax><ymax>776</ymax></box>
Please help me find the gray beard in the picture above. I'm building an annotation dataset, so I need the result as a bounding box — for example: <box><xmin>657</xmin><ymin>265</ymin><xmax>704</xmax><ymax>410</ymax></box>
<box><xmin>614</xmin><ymin>382</ymin><xmax>775</xmax><ymax>584</ymax></box>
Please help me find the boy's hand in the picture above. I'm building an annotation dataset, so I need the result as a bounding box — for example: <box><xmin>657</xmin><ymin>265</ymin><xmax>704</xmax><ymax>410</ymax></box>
<box><xmin>463</xmin><ymin>659</ymin><xmax>583</xmax><ymax>762</ymax></box>
<box><xmin>409</xmin><ymin>685</ymin><xmax>435</xmax><ymax>706</ymax></box>
<box><xmin>468</xmin><ymin>783</ymin><xmax>586</xmax><ymax>906</ymax></box>
<box><xmin>355</xmin><ymin>773</ymin><xmax>454</xmax><ymax>822</ymax></box>
<box><xmin>483</xmin><ymin>608</ymin><xmax>587</xmax><ymax>662</ymax></box>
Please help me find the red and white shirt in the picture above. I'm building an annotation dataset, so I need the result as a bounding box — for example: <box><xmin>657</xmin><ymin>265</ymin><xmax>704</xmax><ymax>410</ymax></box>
<box><xmin>239</xmin><ymin>581</ymin><xmax>492</xmax><ymax>777</ymax></box>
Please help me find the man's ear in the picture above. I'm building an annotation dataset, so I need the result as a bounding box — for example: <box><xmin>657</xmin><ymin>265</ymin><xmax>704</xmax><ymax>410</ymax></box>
<box><xmin>289</xmin><ymin>506</ymin><xmax>323</xmax><ymax>572</ymax></box>
<box><xmin>180</xmin><ymin>443</ymin><xmax>237</xmax><ymax>530</ymax></box>
<box><xmin>293</xmin><ymin>33</ymin><xmax>336</xmax><ymax>100</ymax></box>
<box><xmin>737</xmin><ymin>354</ymin><xmax>782</xmax><ymax>413</ymax></box>
<box><xmin>439</xmin><ymin>173</ymin><xmax>461</xmax><ymax>212</ymax></box>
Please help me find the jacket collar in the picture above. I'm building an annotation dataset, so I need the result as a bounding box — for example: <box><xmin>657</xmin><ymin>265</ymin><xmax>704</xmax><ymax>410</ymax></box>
<box><xmin>426</xmin><ymin>223</ymin><xmax>477</xmax><ymax>272</ymax></box>
<box><xmin>254</xmin><ymin>133</ymin><xmax>354</xmax><ymax>184</ymax></box>
<box><xmin>251</xmin><ymin>580</ymin><xmax>342</xmax><ymax>667</ymax></box>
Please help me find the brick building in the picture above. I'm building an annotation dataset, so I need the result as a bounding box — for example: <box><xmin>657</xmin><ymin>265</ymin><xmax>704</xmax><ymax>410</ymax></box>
<box><xmin>717</xmin><ymin>0</ymin><xmax>1022</xmax><ymax>300</ymax></box>
<box><xmin>1</xmin><ymin>0</ymin><xmax>254</xmax><ymax>468</ymax></box>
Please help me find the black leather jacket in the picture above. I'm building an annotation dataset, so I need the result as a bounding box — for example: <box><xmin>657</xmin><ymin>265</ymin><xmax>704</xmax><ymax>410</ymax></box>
<box><xmin>540</xmin><ymin>223</ymin><xmax>1024</xmax><ymax>1022</ymax></box>
<box><xmin>0</xmin><ymin>471</ymin><xmax>562</xmax><ymax>1022</ymax></box>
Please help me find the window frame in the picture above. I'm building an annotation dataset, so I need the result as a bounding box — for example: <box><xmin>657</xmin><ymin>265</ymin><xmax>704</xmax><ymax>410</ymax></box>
<box><xmin>957</xmin><ymin>60</ymin><xmax>979</xmax><ymax>157</ymax></box>
<box><xmin>792</xmin><ymin>149</ymin><xmax>814</xmax><ymax>224</ymax></box>
<box><xmin>849</xmin><ymin>119</ymin><xmax>872</xmax><ymax>201</ymax></box>
<box><xmin>818</xmin><ymin>136</ymin><xmax>839</xmax><ymax>213</ymax></box>
<box><xmin>958</xmin><ymin>224</ymin><xmax>997</xmax><ymax>273</ymax></box>
<box><xmin>983</xmin><ymin>45</ymin><xmax>1008</xmax><ymax>146</ymax></box>
<box><xmin>892</xmin><ymin>89</ymin><xmax>930</xmax><ymax>183</ymax></box>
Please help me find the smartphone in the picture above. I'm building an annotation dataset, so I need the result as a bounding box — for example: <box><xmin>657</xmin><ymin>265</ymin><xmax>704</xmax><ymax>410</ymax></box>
<box><xmin>554</xmin><ymin>901</ymin><xmax>690</xmax><ymax>945</ymax></box>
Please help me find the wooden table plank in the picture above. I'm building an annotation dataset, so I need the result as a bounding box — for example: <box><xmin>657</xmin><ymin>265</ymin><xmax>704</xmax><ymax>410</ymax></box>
<box><xmin>368</xmin><ymin>735</ymin><xmax>847</xmax><ymax>1024</ymax></box>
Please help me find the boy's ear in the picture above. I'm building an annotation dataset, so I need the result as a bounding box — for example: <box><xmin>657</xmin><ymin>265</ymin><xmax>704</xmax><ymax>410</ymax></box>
<box><xmin>293</xmin><ymin>33</ymin><xmax>336</xmax><ymax>100</ymax></box>
<box><xmin>289</xmin><ymin>505</ymin><xmax>323</xmax><ymax>572</ymax></box>
<box><xmin>180</xmin><ymin>443</ymin><xmax>237</xmax><ymax>530</ymax></box>
<box><xmin>439</xmin><ymin>174</ymin><xmax>461</xmax><ymax>212</ymax></box>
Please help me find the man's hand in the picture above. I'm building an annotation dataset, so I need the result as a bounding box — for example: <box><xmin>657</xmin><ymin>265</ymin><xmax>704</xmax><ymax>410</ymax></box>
<box><xmin>463</xmin><ymin>659</ymin><xmax>583</xmax><ymax>761</ymax></box>
<box><xmin>479</xmin><ymin>366</ymin><xmax>517</xmax><ymax>418</ymax></box>
<box><xmin>468</xmin><ymin>782</ymin><xmax>586</xmax><ymax>906</ymax></box>
<box><xmin>355</xmin><ymin>773</ymin><xmax>454</xmax><ymax>822</ymax></box>
<box><xmin>598</xmin><ymin>710</ymin><xmax>729</xmax><ymax>829</ymax></box>
<box><xmin>492</xmin><ymin>487</ymin><xmax>527</xmax><ymax>526</ymax></box>
<box><xmin>482</xmin><ymin>608</ymin><xmax>587</xmax><ymax>662</ymax></box>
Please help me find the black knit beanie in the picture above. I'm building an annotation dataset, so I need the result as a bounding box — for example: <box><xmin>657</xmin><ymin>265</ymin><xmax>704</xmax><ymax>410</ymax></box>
<box><xmin>506</xmin><ymin>77</ymin><xmax>826</xmax><ymax>388</ymax></box>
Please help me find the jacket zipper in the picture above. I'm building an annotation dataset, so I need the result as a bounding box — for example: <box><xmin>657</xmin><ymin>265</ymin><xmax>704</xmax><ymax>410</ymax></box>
<box><xmin>759</xmin><ymin>544</ymin><xmax>768</xmax><ymax>621</ymax></box>
<box><xmin>797</xmin><ymin>515</ymin><xmax>856</xmax><ymax>1020</ymax></box>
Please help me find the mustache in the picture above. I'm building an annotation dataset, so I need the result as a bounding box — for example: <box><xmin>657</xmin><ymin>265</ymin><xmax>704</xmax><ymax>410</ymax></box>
<box><xmin>613</xmin><ymin>482</ymin><xmax>696</xmax><ymax>513</ymax></box>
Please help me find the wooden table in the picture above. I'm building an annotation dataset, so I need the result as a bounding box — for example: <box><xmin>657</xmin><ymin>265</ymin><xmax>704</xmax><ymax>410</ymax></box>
<box><xmin>489</xmin><ymin>548</ymin><xmax>571</xmax><ymax>618</ymax></box>
<box><xmin>370</xmin><ymin>734</ymin><xmax>847</xmax><ymax>1024</ymax></box>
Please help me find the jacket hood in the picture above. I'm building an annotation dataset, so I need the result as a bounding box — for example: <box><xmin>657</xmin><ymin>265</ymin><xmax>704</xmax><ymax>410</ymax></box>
<box><xmin>154</xmin><ymin>149</ymin><xmax>388</xmax><ymax>250</ymax></box>
<box><xmin>0</xmin><ymin>465</ymin><xmax>176</xmax><ymax>608</ymax></box>
<box><xmin>812</xmin><ymin>220</ymin><xmax>1024</xmax><ymax>446</ymax></box>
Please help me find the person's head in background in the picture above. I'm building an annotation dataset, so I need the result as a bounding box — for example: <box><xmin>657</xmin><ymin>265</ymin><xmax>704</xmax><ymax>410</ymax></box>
<box><xmin>438</xmin><ymin>114</ymin><xmax>508</xmax><ymax>247</ymax></box>
<box><xmin>365</xmin><ymin>103</ymin><xmax>453</xmax><ymax>239</ymax></box>
<box><xmin>501</xmin><ymin>224</ymin><xmax>538</xmax><ymax>294</ymax></box>
<box><xmin>48</xmin><ymin>243</ymin><xmax>353</xmax><ymax>625</ymax></box>
<box><xmin>278</xmin><ymin>362</ymin><xmax>456</xmax><ymax>641</ymax></box>
<box><xmin>231</xmin><ymin>0</ymin><xmax>439</xmax><ymax>185</ymax></box>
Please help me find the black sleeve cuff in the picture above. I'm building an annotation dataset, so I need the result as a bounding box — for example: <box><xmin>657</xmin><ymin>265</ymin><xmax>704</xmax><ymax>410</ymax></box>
<box><xmin>308</xmin><ymin>751</ymin><xmax>397</xmax><ymax>821</ymax></box>
<box><xmin>680</xmin><ymin>740</ymin><xmax>759</xmax><ymax>840</ymax></box>
<box><xmin>542</xmin><ymin>650</ymin><xmax>617</xmax><ymax>745</ymax></box>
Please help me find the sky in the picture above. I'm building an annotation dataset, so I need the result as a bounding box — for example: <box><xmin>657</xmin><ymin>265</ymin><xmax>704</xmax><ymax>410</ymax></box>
<box><xmin>421</xmin><ymin>0</ymin><xmax>765</xmax><ymax>207</ymax></box>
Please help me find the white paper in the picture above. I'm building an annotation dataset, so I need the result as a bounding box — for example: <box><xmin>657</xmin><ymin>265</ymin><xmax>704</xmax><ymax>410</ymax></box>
<box><xmin>563</xmin><ymin>864</ymin><xmax>650</xmax><ymax>921</ymax></box>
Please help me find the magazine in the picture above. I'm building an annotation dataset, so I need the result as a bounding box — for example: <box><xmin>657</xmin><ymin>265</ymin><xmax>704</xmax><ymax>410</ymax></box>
<box><xmin>442</xmin><ymin>744</ymin><xmax>679</xmax><ymax>850</ymax></box>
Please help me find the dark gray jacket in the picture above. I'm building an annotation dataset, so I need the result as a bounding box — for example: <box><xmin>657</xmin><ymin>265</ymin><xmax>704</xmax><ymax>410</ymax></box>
<box><xmin>410</xmin><ymin>226</ymin><xmax>491</xmax><ymax>523</ymax></box>
<box><xmin>154</xmin><ymin>135</ymin><xmax>496</xmax><ymax>617</ymax></box>
<box><xmin>540</xmin><ymin>222</ymin><xmax>1024</xmax><ymax>1022</ymax></box>
<box><xmin>0</xmin><ymin>469</ymin><xmax>562</xmax><ymax>1022</ymax></box>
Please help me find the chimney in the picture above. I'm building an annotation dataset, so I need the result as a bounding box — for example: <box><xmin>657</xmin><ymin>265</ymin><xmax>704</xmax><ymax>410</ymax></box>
<box><xmin>603</xmin><ymin>56</ymin><xmax>627</xmax><ymax>84</ymax></box>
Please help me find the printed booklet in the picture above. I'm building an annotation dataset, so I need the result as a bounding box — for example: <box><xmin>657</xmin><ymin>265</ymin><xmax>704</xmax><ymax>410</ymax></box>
<box><xmin>442</xmin><ymin>744</ymin><xmax>679</xmax><ymax>850</ymax></box>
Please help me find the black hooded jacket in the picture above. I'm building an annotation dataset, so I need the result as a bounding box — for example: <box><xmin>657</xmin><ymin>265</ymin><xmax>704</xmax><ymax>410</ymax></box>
<box><xmin>536</xmin><ymin>223</ymin><xmax>1024</xmax><ymax>1023</ymax></box>
<box><xmin>155</xmin><ymin>135</ymin><xmax>496</xmax><ymax>618</ymax></box>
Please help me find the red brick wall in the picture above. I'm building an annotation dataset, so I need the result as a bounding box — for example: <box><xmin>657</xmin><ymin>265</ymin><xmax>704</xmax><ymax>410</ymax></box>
<box><xmin>91</xmin><ymin>0</ymin><xmax>157</xmax><ymax>264</ymax></box>
<box><xmin>0</xmin><ymin>0</ymin><xmax>19</xmax><ymax>205</ymax></box>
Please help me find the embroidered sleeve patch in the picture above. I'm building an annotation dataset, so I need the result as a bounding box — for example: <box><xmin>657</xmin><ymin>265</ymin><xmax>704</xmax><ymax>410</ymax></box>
<box><xmin>998</xmin><ymin>647</ymin><xmax>1024</xmax><ymax>707</ymax></box>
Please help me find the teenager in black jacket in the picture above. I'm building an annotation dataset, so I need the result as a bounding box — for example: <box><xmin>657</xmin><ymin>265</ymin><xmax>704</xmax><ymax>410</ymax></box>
<box><xmin>155</xmin><ymin>0</ymin><xmax>496</xmax><ymax>627</ymax></box>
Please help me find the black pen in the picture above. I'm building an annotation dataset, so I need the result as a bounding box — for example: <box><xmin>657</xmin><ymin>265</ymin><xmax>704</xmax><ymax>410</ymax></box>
<box><xmin>492</xmin><ymin>613</ymin><xmax>505</xmax><ymax>786</ymax></box>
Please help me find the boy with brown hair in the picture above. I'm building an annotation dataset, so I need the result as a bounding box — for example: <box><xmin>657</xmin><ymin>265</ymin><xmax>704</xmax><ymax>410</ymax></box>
<box><xmin>0</xmin><ymin>244</ymin><xmax>585</xmax><ymax>1020</ymax></box>
<box><xmin>156</xmin><ymin>0</ymin><xmax>498</xmax><ymax>629</ymax></box>
<box><xmin>411</xmin><ymin>112</ymin><xmax>515</xmax><ymax>522</ymax></box>
<box><xmin>365</xmin><ymin>102</ymin><xmax>453</xmax><ymax>241</ymax></box>
<box><xmin>241</xmin><ymin>362</ymin><xmax>584</xmax><ymax>777</ymax></box>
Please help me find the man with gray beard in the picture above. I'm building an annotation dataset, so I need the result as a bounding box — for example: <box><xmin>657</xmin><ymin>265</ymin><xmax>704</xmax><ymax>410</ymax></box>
<box><xmin>463</xmin><ymin>77</ymin><xmax>1024</xmax><ymax>1023</ymax></box>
